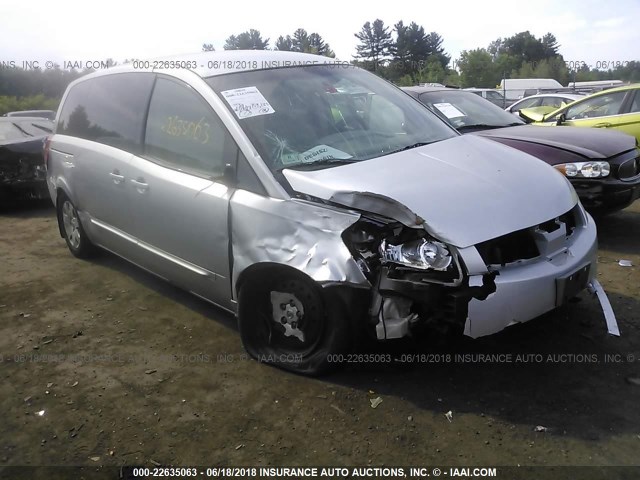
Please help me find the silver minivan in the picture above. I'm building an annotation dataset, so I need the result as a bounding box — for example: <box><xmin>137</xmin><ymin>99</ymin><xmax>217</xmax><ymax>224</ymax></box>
<box><xmin>46</xmin><ymin>51</ymin><xmax>598</xmax><ymax>375</ymax></box>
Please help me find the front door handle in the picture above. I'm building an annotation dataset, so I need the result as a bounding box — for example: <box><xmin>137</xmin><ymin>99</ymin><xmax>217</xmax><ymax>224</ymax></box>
<box><xmin>131</xmin><ymin>178</ymin><xmax>149</xmax><ymax>193</ymax></box>
<box><xmin>594</xmin><ymin>122</ymin><xmax>612</xmax><ymax>128</ymax></box>
<box><xmin>109</xmin><ymin>171</ymin><xmax>125</xmax><ymax>184</ymax></box>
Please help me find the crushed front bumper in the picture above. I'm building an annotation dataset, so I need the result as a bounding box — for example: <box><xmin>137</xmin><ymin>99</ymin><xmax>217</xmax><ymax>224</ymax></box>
<box><xmin>371</xmin><ymin>205</ymin><xmax>599</xmax><ymax>340</ymax></box>
<box><xmin>463</xmin><ymin>212</ymin><xmax>598</xmax><ymax>338</ymax></box>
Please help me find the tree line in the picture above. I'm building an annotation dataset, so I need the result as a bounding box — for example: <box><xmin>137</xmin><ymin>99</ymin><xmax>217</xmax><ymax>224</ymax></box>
<box><xmin>205</xmin><ymin>22</ymin><xmax>639</xmax><ymax>87</ymax></box>
<box><xmin>204</xmin><ymin>27</ymin><xmax>335</xmax><ymax>57</ymax></box>
<box><xmin>457</xmin><ymin>31</ymin><xmax>640</xmax><ymax>87</ymax></box>
<box><xmin>1</xmin><ymin>24</ymin><xmax>638</xmax><ymax>115</ymax></box>
<box><xmin>0</xmin><ymin>68</ymin><xmax>84</xmax><ymax>115</ymax></box>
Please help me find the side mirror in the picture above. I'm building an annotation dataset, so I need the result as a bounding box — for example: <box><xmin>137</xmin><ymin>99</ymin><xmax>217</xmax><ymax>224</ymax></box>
<box><xmin>555</xmin><ymin>113</ymin><xmax>566</xmax><ymax>126</ymax></box>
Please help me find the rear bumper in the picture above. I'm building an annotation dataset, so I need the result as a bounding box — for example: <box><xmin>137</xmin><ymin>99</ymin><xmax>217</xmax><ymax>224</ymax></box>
<box><xmin>464</xmin><ymin>213</ymin><xmax>598</xmax><ymax>338</ymax></box>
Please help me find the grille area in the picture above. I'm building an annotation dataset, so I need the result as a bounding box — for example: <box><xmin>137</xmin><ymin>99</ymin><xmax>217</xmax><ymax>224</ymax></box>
<box><xmin>618</xmin><ymin>155</ymin><xmax>640</xmax><ymax>180</ymax></box>
<box><xmin>476</xmin><ymin>228</ymin><xmax>539</xmax><ymax>266</ymax></box>
<box><xmin>475</xmin><ymin>208</ymin><xmax>578</xmax><ymax>267</ymax></box>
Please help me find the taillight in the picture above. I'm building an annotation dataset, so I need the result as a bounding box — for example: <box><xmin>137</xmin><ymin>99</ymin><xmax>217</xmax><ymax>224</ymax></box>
<box><xmin>43</xmin><ymin>136</ymin><xmax>51</xmax><ymax>171</ymax></box>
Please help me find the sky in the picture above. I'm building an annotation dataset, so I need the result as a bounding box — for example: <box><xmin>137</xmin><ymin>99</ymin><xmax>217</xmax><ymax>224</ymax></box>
<box><xmin>1</xmin><ymin>0</ymin><xmax>638</xmax><ymax>71</ymax></box>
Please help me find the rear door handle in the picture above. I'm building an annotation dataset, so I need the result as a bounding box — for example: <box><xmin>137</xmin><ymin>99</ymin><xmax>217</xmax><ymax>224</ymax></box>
<box><xmin>109</xmin><ymin>170</ymin><xmax>125</xmax><ymax>184</ymax></box>
<box><xmin>594</xmin><ymin>122</ymin><xmax>612</xmax><ymax>128</ymax></box>
<box><xmin>131</xmin><ymin>178</ymin><xmax>149</xmax><ymax>193</ymax></box>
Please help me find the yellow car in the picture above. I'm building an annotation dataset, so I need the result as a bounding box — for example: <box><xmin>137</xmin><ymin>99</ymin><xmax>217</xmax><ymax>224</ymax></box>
<box><xmin>520</xmin><ymin>84</ymin><xmax>640</xmax><ymax>143</ymax></box>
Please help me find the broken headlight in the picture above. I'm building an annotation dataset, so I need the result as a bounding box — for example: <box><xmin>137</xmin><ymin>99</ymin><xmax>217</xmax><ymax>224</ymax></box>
<box><xmin>554</xmin><ymin>161</ymin><xmax>610</xmax><ymax>178</ymax></box>
<box><xmin>380</xmin><ymin>238</ymin><xmax>452</xmax><ymax>271</ymax></box>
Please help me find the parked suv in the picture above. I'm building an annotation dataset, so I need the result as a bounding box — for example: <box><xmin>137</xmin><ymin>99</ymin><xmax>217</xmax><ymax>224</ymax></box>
<box><xmin>47</xmin><ymin>51</ymin><xmax>598</xmax><ymax>375</ymax></box>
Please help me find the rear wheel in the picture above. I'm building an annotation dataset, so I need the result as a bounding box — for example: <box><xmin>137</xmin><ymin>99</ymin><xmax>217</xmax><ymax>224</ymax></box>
<box><xmin>57</xmin><ymin>193</ymin><xmax>96</xmax><ymax>258</ymax></box>
<box><xmin>238</xmin><ymin>271</ymin><xmax>350</xmax><ymax>375</ymax></box>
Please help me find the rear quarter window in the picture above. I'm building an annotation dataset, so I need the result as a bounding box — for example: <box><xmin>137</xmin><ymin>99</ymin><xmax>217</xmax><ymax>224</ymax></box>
<box><xmin>57</xmin><ymin>73</ymin><xmax>155</xmax><ymax>154</ymax></box>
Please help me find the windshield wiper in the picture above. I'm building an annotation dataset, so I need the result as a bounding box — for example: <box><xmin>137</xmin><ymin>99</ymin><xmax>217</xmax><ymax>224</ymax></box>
<box><xmin>11</xmin><ymin>122</ymin><xmax>34</xmax><ymax>137</ymax></box>
<box><xmin>457</xmin><ymin>124</ymin><xmax>506</xmax><ymax>132</ymax></box>
<box><xmin>279</xmin><ymin>158</ymin><xmax>357</xmax><ymax>170</ymax></box>
<box><xmin>387</xmin><ymin>142</ymin><xmax>433</xmax><ymax>155</ymax></box>
<box><xmin>31</xmin><ymin>123</ymin><xmax>53</xmax><ymax>134</ymax></box>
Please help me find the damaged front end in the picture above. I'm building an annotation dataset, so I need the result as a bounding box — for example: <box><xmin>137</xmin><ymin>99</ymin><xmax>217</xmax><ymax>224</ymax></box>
<box><xmin>0</xmin><ymin>139</ymin><xmax>49</xmax><ymax>200</ymax></box>
<box><xmin>342</xmin><ymin>213</ymin><xmax>492</xmax><ymax>340</ymax></box>
<box><xmin>342</xmin><ymin>201</ymin><xmax>599</xmax><ymax>341</ymax></box>
<box><xmin>0</xmin><ymin>118</ymin><xmax>53</xmax><ymax>201</ymax></box>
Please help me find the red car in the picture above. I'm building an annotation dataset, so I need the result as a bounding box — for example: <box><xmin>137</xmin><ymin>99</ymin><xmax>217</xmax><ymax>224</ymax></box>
<box><xmin>403</xmin><ymin>86</ymin><xmax>640</xmax><ymax>214</ymax></box>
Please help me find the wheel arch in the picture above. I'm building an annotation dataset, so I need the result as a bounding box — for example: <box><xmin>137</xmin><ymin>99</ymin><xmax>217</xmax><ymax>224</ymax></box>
<box><xmin>235</xmin><ymin>261</ymin><xmax>371</xmax><ymax>349</ymax></box>
<box><xmin>55</xmin><ymin>187</ymin><xmax>73</xmax><ymax>238</ymax></box>
<box><xmin>235</xmin><ymin>262</ymin><xmax>320</xmax><ymax>300</ymax></box>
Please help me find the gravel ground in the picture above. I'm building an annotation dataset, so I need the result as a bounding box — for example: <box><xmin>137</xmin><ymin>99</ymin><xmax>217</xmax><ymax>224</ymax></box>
<box><xmin>1</xmin><ymin>199</ymin><xmax>639</xmax><ymax>478</ymax></box>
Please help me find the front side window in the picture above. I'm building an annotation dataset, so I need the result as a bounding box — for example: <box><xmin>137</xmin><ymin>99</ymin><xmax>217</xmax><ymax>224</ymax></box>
<box><xmin>206</xmin><ymin>65</ymin><xmax>457</xmax><ymax>173</ymax></box>
<box><xmin>628</xmin><ymin>91</ymin><xmax>640</xmax><ymax>114</ymax></box>
<box><xmin>144</xmin><ymin>77</ymin><xmax>230</xmax><ymax>177</ymax></box>
<box><xmin>562</xmin><ymin>91</ymin><xmax>627</xmax><ymax>120</ymax></box>
<box><xmin>58</xmin><ymin>73</ymin><xmax>154</xmax><ymax>154</ymax></box>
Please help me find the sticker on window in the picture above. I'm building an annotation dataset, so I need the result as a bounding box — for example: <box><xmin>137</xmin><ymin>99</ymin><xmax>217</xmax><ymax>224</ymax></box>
<box><xmin>280</xmin><ymin>153</ymin><xmax>301</xmax><ymax>165</ymax></box>
<box><xmin>280</xmin><ymin>145</ymin><xmax>352</xmax><ymax>165</ymax></box>
<box><xmin>433</xmin><ymin>102</ymin><xmax>465</xmax><ymax>119</ymax></box>
<box><xmin>221</xmin><ymin>86</ymin><xmax>275</xmax><ymax>119</ymax></box>
<box><xmin>300</xmin><ymin>145</ymin><xmax>352</xmax><ymax>163</ymax></box>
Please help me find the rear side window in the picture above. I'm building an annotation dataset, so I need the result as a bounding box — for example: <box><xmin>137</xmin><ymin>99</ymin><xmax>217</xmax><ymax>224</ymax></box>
<box><xmin>144</xmin><ymin>77</ymin><xmax>229</xmax><ymax>178</ymax></box>
<box><xmin>485</xmin><ymin>91</ymin><xmax>503</xmax><ymax>100</ymax></box>
<box><xmin>57</xmin><ymin>73</ymin><xmax>154</xmax><ymax>154</ymax></box>
<box><xmin>515</xmin><ymin>97</ymin><xmax>541</xmax><ymax>110</ymax></box>
<box><xmin>540</xmin><ymin>97</ymin><xmax>564</xmax><ymax>107</ymax></box>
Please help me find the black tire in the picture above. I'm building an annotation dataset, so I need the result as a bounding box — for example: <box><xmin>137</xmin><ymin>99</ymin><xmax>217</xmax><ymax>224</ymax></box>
<box><xmin>237</xmin><ymin>271</ymin><xmax>350</xmax><ymax>376</ymax></box>
<box><xmin>57</xmin><ymin>193</ymin><xmax>96</xmax><ymax>259</ymax></box>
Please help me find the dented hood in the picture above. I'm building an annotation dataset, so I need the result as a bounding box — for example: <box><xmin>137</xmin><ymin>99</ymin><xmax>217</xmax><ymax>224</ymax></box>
<box><xmin>283</xmin><ymin>135</ymin><xmax>578</xmax><ymax>248</ymax></box>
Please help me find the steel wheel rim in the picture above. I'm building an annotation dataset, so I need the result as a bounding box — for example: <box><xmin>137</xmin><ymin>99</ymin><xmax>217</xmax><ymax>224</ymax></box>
<box><xmin>267</xmin><ymin>281</ymin><xmax>324</xmax><ymax>356</ymax></box>
<box><xmin>62</xmin><ymin>201</ymin><xmax>81</xmax><ymax>249</ymax></box>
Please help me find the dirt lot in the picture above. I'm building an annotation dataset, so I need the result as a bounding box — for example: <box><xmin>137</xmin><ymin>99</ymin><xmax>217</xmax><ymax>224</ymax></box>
<box><xmin>1</xmin><ymin>199</ymin><xmax>639</xmax><ymax>477</ymax></box>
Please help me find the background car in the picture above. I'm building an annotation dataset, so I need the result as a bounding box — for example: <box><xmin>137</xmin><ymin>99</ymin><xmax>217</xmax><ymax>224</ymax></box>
<box><xmin>402</xmin><ymin>86</ymin><xmax>640</xmax><ymax>214</ymax></box>
<box><xmin>464</xmin><ymin>88</ymin><xmax>511</xmax><ymax>108</ymax></box>
<box><xmin>506</xmin><ymin>93</ymin><xmax>584</xmax><ymax>117</ymax></box>
<box><xmin>0</xmin><ymin>116</ymin><xmax>53</xmax><ymax>201</ymax></box>
<box><xmin>521</xmin><ymin>83</ymin><xmax>640</xmax><ymax>143</ymax></box>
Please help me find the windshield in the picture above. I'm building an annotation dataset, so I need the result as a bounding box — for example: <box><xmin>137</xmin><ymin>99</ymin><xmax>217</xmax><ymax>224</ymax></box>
<box><xmin>418</xmin><ymin>91</ymin><xmax>525</xmax><ymax>131</ymax></box>
<box><xmin>206</xmin><ymin>65</ymin><xmax>457</xmax><ymax>171</ymax></box>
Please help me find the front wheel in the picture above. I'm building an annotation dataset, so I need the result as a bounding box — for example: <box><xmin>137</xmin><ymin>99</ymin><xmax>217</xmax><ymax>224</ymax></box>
<box><xmin>237</xmin><ymin>271</ymin><xmax>350</xmax><ymax>375</ymax></box>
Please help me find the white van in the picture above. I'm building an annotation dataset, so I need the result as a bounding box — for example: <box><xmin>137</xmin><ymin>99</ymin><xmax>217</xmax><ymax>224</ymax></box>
<box><xmin>498</xmin><ymin>78</ymin><xmax>563</xmax><ymax>100</ymax></box>
<box><xmin>567</xmin><ymin>80</ymin><xmax>625</xmax><ymax>90</ymax></box>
